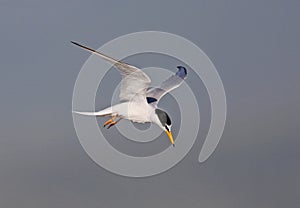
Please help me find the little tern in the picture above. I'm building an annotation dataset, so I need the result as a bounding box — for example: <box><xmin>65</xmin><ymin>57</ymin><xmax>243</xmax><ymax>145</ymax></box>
<box><xmin>71</xmin><ymin>41</ymin><xmax>187</xmax><ymax>146</ymax></box>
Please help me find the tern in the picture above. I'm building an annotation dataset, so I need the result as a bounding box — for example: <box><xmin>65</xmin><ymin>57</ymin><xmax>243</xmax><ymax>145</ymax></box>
<box><xmin>71</xmin><ymin>41</ymin><xmax>187</xmax><ymax>146</ymax></box>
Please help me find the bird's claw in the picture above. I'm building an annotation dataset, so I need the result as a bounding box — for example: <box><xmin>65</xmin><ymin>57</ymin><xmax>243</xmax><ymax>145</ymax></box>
<box><xmin>103</xmin><ymin>115</ymin><xmax>121</xmax><ymax>129</ymax></box>
<box><xmin>107</xmin><ymin>122</ymin><xmax>116</xmax><ymax>129</ymax></box>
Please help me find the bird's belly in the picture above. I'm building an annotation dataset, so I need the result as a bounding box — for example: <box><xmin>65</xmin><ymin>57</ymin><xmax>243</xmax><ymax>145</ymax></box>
<box><xmin>113</xmin><ymin>102</ymin><xmax>152</xmax><ymax>123</ymax></box>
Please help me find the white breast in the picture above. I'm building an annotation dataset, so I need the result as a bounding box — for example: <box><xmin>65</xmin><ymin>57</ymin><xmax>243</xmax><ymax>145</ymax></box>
<box><xmin>112</xmin><ymin>102</ymin><xmax>154</xmax><ymax>123</ymax></box>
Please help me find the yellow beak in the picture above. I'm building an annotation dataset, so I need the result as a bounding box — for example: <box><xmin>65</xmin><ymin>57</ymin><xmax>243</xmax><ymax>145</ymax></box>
<box><xmin>165</xmin><ymin>130</ymin><xmax>175</xmax><ymax>147</ymax></box>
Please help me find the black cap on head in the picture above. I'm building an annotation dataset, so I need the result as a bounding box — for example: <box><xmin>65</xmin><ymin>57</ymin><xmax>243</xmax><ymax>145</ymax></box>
<box><xmin>155</xmin><ymin>109</ymin><xmax>171</xmax><ymax>127</ymax></box>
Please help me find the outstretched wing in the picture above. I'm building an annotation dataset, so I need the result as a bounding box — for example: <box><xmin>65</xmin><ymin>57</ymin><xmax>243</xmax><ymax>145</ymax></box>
<box><xmin>71</xmin><ymin>41</ymin><xmax>151</xmax><ymax>102</ymax></box>
<box><xmin>146</xmin><ymin>66</ymin><xmax>187</xmax><ymax>105</ymax></box>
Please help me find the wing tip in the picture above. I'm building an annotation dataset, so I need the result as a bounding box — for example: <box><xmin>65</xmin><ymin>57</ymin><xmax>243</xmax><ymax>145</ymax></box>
<box><xmin>176</xmin><ymin>66</ymin><xmax>187</xmax><ymax>79</ymax></box>
<box><xmin>70</xmin><ymin>40</ymin><xmax>79</xmax><ymax>46</ymax></box>
<box><xmin>70</xmin><ymin>41</ymin><xmax>96</xmax><ymax>53</ymax></box>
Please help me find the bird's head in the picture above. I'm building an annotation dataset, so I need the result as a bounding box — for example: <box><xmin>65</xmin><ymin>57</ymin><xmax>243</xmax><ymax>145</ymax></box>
<box><xmin>154</xmin><ymin>109</ymin><xmax>174</xmax><ymax>146</ymax></box>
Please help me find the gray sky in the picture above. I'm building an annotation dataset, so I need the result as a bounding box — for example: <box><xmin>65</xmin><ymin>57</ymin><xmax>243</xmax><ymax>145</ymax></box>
<box><xmin>0</xmin><ymin>0</ymin><xmax>299</xmax><ymax>207</ymax></box>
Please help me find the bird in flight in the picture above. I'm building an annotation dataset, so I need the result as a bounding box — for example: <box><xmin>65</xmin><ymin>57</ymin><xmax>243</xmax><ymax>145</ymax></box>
<box><xmin>71</xmin><ymin>41</ymin><xmax>187</xmax><ymax>146</ymax></box>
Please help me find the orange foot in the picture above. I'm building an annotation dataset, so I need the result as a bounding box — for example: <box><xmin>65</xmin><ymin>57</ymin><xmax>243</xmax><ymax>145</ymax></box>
<box><xmin>107</xmin><ymin>118</ymin><xmax>122</xmax><ymax>129</ymax></box>
<box><xmin>103</xmin><ymin>115</ymin><xmax>121</xmax><ymax>128</ymax></box>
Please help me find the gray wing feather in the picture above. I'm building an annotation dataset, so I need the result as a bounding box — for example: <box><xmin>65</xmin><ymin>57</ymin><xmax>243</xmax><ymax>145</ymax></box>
<box><xmin>71</xmin><ymin>41</ymin><xmax>151</xmax><ymax>102</ymax></box>
<box><xmin>146</xmin><ymin>66</ymin><xmax>187</xmax><ymax>103</ymax></box>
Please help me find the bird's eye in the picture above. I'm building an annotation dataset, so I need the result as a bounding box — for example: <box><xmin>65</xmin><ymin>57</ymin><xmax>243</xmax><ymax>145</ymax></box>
<box><xmin>165</xmin><ymin>126</ymin><xmax>169</xmax><ymax>131</ymax></box>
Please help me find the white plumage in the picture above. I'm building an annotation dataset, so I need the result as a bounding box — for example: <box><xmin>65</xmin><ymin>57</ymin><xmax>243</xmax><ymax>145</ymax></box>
<box><xmin>71</xmin><ymin>41</ymin><xmax>187</xmax><ymax>146</ymax></box>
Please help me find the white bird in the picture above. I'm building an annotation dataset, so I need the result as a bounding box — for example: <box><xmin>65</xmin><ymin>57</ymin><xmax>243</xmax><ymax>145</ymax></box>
<box><xmin>71</xmin><ymin>41</ymin><xmax>187</xmax><ymax>146</ymax></box>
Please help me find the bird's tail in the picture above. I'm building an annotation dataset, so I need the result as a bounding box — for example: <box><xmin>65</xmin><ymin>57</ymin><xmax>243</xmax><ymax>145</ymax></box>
<box><xmin>73</xmin><ymin>107</ymin><xmax>113</xmax><ymax>117</ymax></box>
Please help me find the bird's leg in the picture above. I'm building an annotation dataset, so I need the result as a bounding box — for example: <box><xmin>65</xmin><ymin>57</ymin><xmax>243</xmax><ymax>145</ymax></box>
<box><xmin>107</xmin><ymin>117</ymin><xmax>122</xmax><ymax>129</ymax></box>
<box><xmin>103</xmin><ymin>114</ymin><xmax>117</xmax><ymax>127</ymax></box>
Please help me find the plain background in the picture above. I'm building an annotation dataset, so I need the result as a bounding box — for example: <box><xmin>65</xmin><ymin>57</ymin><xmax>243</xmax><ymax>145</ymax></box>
<box><xmin>0</xmin><ymin>0</ymin><xmax>299</xmax><ymax>207</ymax></box>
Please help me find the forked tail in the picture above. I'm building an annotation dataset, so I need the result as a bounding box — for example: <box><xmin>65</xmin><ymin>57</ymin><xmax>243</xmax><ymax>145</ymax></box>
<box><xmin>73</xmin><ymin>107</ymin><xmax>113</xmax><ymax>117</ymax></box>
